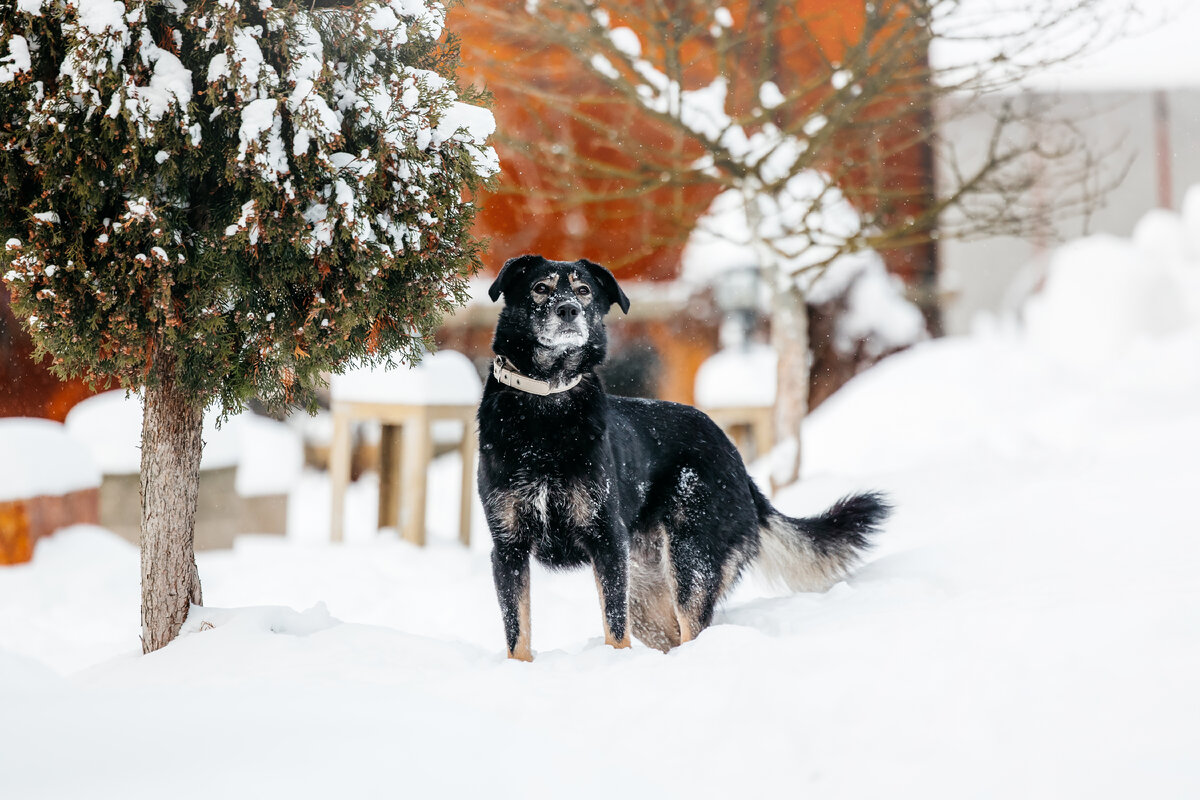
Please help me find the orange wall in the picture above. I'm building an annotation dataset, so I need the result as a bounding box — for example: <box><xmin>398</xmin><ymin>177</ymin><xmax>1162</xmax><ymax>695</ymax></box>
<box><xmin>0</xmin><ymin>296</ymin><xmax>95</xmax><ymax>420</ymax></box>
<box><xmin>455</xmin><ymin>1</ymin><xmax>935</xmax><ymax>290</ymax></box>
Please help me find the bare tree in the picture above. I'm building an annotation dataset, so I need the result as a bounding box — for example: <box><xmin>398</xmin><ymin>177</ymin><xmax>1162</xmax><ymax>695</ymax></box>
<box><xmin>467</xmin><ymin>0</ymin><xmax>1130</xmax><ymax>488</ymax></box>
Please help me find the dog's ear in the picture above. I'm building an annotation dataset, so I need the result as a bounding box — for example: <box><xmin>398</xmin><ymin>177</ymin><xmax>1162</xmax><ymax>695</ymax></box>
<box><xmin>488</xmin><ymin>254</ymin><xmax>545</xmax><ymax>302</ymax></box>
<box><xmin>576</xmin><ymin>259</ymin><xmax>630</xmax><ymax>315</ymax></box>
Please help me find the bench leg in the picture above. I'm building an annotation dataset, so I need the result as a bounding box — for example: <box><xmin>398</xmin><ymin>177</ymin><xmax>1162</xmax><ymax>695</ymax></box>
<box><xmin>378</xmin><ymin>424</ymin><xmax>402</xmax><ymax>530</ymax></box>
<box><xmin>458</xmin><ymin>421</ymin><xmax>476</xmax><ymax>547</ymax></box>
<box><xmin>400</xmin><ymin>414</ymin><xmax>430</xmax><ymax>546</ymax></box>
<box><xmin>329</xmin><ymin>411</ymin><xmax>352</xmax><ymax>543</ymax></box>
<box><xmin>753</xmin><ymin>411</ymin><xmax>774</xmax><ymax>463</ymax></box>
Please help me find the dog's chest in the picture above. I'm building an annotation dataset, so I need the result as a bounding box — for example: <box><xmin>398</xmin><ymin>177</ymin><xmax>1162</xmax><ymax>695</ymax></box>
<box><xmin>489</xmin><ymin>475</ymin><xmax>605</xmax><ymax>543</ymax></box>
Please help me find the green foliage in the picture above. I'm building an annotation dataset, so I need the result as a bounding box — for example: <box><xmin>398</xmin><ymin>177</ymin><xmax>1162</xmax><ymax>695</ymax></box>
<box><xmin>0</xmin><ymin>0</ymin><xmax>496</xmax><ymax>412</ymax></box>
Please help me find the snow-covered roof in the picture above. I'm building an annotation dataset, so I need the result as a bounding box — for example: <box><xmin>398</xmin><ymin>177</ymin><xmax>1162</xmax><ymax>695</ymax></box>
<box><xmin>331</xmin><ymin>349</ymin><xmax>482</xmax><ymax>405</ymax></box>
<box><xmin>0</xmin><ymin>418</ymin><xmax>101</xmax><ymax>503</ymax></box>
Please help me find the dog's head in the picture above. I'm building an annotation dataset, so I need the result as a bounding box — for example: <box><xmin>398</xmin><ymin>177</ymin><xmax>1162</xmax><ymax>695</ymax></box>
<box><xmin>488</xmin><ymin>254</ymin><xmax>630</xmax><ymax>378</ymax></box>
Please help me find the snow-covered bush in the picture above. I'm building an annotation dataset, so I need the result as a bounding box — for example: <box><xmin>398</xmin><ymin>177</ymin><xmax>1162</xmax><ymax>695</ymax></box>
<box><xmin>0</xmin><ymin>0</ymin><xmax>496</xmax><ymax>410</ymax></box>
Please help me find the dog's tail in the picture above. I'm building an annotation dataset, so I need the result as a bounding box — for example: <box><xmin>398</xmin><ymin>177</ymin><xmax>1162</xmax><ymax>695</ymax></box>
<box><xmin>750</xmin><ymin>486</ymin><xmax>890</xmax><ymax>592</ymax></box>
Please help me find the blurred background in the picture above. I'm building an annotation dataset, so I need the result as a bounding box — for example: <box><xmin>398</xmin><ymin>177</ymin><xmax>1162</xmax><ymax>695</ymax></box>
<box><xmin>3</xmin><ymin>0</ymin><xmax>1200</xmax><ymax>559</ymax></box>
<box><xmin>4</xmin><ymin>5</ymin><xmax>1200</xmax><ymax>795</ymax></box>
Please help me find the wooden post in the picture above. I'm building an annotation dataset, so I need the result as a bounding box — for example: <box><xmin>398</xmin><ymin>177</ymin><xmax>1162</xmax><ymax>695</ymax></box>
<box><xmin>458</xmin><ymin>413</ymin><xmax>476</xmax><ymax>546</ymax></box>
<box><xmin>752</xmin><ymin>406</ymin><xmax>773</xmax><ymax>463</ymax></box>
<box><xmin>378</xmin><ymin>424</ymin><xmax>402</xmax><ymax>529</ymax></box>
<box><xmin>329</xmin><ymin>406</ymin><xmax>351</xmax><ymax>542</ymax></box>
<box><xmin>1155</xmin><ymin>90</ymin><xmax>1174</xmax><ymax>210</ymax></box>
<box><xmin>399</xmin><ymin>408</ymin><xmax>430</xmax><ymax>546</ymax></box>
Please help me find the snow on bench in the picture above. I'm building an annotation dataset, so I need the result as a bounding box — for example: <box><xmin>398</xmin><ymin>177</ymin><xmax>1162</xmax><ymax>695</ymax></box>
<box><xmin>331</xmin><ymin>349</ymin><xmax>483</xmax><ymax>405</ymax></box>
<box><xmin>327</xmin><ymin>350</ymin><xmax>483</xmax><ymax>546</ymax></box>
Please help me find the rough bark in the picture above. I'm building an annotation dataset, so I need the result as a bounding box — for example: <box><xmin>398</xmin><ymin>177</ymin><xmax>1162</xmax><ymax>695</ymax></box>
<box><xmin>139</xmin><ymin>368</ymin><xmax>205</xmax><ymax>653</ymax></box>
<box><xmin>771</xmin><ymin>283</ymin><xmax>809</xmax><ymax>493</ymax></box>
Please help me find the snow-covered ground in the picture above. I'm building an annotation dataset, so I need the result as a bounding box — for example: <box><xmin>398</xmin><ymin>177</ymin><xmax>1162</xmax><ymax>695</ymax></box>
<box><xmin>4</xmin><ymin>218</ymin><xmax>1200</xmax><ymax>797</ymax></box>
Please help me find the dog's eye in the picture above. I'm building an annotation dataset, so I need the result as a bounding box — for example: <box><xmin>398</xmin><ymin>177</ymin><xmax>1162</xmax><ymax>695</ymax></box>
<box><xmin>575</xmin><ymin>285</ymin><xmax>591</xmax><ymax>297</ymax></box>
<box><xmin>532</xmin><ymin>282</ymin><xmax>550</xmax><ymax>295</ymax></box>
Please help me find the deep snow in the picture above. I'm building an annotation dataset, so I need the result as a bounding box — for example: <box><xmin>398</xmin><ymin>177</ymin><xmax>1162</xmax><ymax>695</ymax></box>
<box><xmin>4</xmin><ymin>215</ymin><xmax>1200</xmax><ymax>797</ymax></box>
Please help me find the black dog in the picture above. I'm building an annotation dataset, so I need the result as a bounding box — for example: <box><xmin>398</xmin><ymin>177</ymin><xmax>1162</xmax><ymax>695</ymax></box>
<box><xmin>477</xmin><ymin>255</ymin><xmax>889</xmax><ymax>660</ymax></box>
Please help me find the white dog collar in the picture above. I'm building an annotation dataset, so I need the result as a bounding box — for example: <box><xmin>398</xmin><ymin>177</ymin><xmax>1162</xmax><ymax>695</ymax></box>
<box><xmin>493</xmin><ymin>356</ymin><xmax>583</xmax><ymax>396</ymax></box>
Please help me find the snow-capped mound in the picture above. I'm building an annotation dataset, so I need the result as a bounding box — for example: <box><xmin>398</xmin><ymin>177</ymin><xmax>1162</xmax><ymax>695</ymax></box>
<box><xmin>65</xmin><ymin>391</ymin><xmax>242</xmax><ymax>475</ymax></box>
<box><xmin>63</xmin><ymin>392</ymin><xmax>303</xmax><ymax>495</ymax></box>
<box><xmin>1024</xmin><ymin>234</ymin><xmax>1189</xmax><ymax>366</ymax></box>
<box><xmin>1131</xmin><ymin>207</ymin><xmax>1188</xmax><ymax>264</ymax></box>
<box><xmin>1024</xmin><ymin>184</ymin><xmax>1200</xmax><ymax>370</ymax></box>
<box><xmin>837</xmin><ymin>257</ymin><xmax>929</xmax><ymax>357</ymax></box>
<box><xmin>235</xmin><ymin>414</ymin><xmax>304</xmax><ymax>498</ymax></box>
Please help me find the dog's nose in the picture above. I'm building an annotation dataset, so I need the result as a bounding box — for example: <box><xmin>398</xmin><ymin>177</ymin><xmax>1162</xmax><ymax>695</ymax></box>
<box><xmin>555</xmin><ymin>301</ymin><xmax>581</xmax><ymax>321</ymax></box>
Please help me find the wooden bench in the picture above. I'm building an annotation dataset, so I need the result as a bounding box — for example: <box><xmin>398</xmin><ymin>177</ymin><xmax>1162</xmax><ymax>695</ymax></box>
<box><xmin>328</xmin><ymin>400</ymin><xmax>477</xmax><ymax>546</ymax></box>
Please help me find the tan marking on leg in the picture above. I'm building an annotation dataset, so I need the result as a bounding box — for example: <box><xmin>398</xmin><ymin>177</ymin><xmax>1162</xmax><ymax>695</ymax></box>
<box><xmin>660</xmin><ymin>525</ymin><xmax>699</xmax><ymax>648</ymax></box>
<box><xmin>489</xmin><ymin>482</ymin><xmax>549</xmax><ymax>543</ymax></box>
<box><xmin>629</xmin><ymin>527</ymin><xmax>681</xmax><ymax>652</ymax></box>
<box><xmin>594</xmin><ymin>569</ymin><xmax>631</xmax><ymax>649</ymax></box>
<box><xmin>630</xmin><ymin>579</ymin><xmax>680</xmax><ymax>652</ymax></box>
<box><xmin>676</xmin><ymin>610</ymin><xmax>695</xmax><ymax>644</ymax></box>
<box><xmin>674</xmin><ymin>580</ymin><xmax>703</xmax><ymax>645</ymax></box>
<box><xmin>567</xmin><ymin>481</ymin><xmax>596</xmax><ymax>527</ymax></box>
<box><xmin>493</xmin><ymin>491</ymin><xmax>519</xmax><ymax>534</ymax></box>
<box><xmin>718</xmin><ymin>540</ymin><xmax>753</xmax><ymax>599</ymax></box>
<box><xmin>509</xmin><ymin>578</ymin><xmax>533</xmax><ymax>662</ymax></box>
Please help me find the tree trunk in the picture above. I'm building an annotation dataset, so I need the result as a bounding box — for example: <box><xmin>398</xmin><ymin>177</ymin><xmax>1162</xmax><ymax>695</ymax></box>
<box><xmin>770</xmin><ymin>282</ymin><xmax>809</xmax><ymax>493</ymax></box>
<box><xmin>742</xmin><ymin>186</ymin><xmax>811</xmax><ymax>493</ymax></box>
<box><xmin>139</xmin><ymin>368</ymin><xmax>205</xmax><ymax>653</ymax></box>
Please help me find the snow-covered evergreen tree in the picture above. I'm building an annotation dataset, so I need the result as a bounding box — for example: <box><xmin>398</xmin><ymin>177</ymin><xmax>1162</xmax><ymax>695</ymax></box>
<box><xmin>0</xmin><ymin>0</ymin><xmax>497</xmax><ymax>651</ymax></box>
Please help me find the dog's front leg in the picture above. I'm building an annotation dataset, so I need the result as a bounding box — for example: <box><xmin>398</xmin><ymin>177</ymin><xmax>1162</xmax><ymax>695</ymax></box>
<box><xmin>590</xmin><ymin>539</ymin><xmax>632</xmax><ymax>650</ymax></box>
<box><xmin>492</xmin><ymin>543</ymin><xmax>533</xmax><ymax>661</ymax></box>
